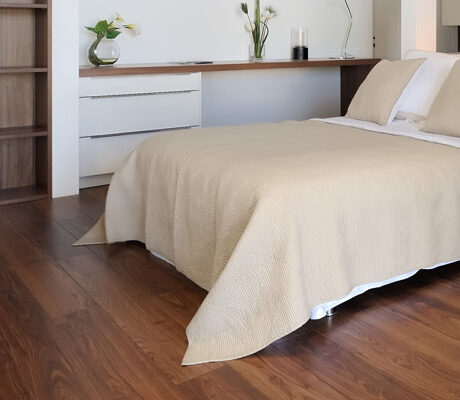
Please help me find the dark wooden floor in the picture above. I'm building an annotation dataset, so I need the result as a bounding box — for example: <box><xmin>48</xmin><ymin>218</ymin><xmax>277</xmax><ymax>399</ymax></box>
<box><xmin>0</xmin><ymin>186</ymin><xmax>460</xmax><ymax>399</ymax></box>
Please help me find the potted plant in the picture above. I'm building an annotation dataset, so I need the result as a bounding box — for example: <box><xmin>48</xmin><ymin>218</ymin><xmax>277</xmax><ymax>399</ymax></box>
<box><xmin>241</xmin><ymin>1</ymin><xmax>277</xmax><ymax>61</ymax></box>
<box><xmin>86</xmin><ymin>13</ymin><xmax>140</xmax><ymax>66</ymax></box>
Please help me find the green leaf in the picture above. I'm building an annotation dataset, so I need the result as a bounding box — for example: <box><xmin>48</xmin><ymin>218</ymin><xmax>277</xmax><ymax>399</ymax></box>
<box><xmin>95</xmin><ymin>20</ymin><xmax>110</xmax><ymax>34</ymax></box>
<box><xmin>106</xmin><ymin>30</ymin><xmax>121</xmax><ymax>39</ymax></box>
<box><xmin>85</xmin><ymin>26</ymin><xmax>98</xmax><ymax>33</ymax></box>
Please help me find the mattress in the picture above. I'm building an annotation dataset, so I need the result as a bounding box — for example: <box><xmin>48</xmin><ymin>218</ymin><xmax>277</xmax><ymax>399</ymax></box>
<box><xmin>78</xmin><ymin>117</ymin><xmax>460</xmax><ymax>365</ymax></box>
<box><xmin>309</xmin><ymin>117</ymin><xmax>460</xmax><ymax>319</ymax></box>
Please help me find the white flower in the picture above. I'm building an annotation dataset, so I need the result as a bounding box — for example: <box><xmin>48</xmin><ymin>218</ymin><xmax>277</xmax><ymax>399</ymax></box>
<box><xmin>245</xmin><ymin>22</ymin><xmax>255</xmax><ymax>32</ymax></box>
<box><xmin>125</xmin><ymin>23</ymin><xmax>141</xmax><ymax>36</ymax></box>
<box><xmin>115</xmin><ymin>12</ymin><xmax>125</xmax><ymax>23</ymax></box>
<box><xmin>112</xmin><ymin>20</ymin><xmax>123</xmax><ymax>29</ymax></box>
<box><xmin>263</xmin><ymin>7</ymin><xmax>277</xmax><ymax>20</ymax></box>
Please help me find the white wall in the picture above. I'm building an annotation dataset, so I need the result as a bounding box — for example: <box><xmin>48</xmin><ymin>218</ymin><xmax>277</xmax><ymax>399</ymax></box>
<box><xmin>79</xmin><ymin>0</ymin><xmax>373</xmax><ymax>128</ymax></box>
<box><xmin>79</xmin><ymin>0</ymin><xmax>373</xmax><ymax>64</ymax></box>
<box><xmin>401</xmin><ymin>0</ymin><xmax>437</xmax><ymax>57</ymax></box>
<box><xmin>373</xmin><ymin>0</ymin><xmax>401</xmax><ymax>61</ymax></box>
<box><xmin>52</xmin><ymin>0</ymin><xmax>80</xmax><ymax>197</ymax></box>
<box><xmin>202</xmin><ymin>68</ymin><xmax>340</xmax><ymax>127</ymax></box>
<box><xmin>373</xmin><ymin>0</ymin><xmax>438</xmax><ymax>60</ymax></box>
<box><xmin>52</xmin><ymin>0</ymin><xmax>373</xmax><ymax>198</ymax></box>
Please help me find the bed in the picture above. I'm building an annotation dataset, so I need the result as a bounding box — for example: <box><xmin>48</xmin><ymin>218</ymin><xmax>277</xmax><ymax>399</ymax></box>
<box><xmin>78</xmin><ymin>51</ymin><xmax>460</xmax><ymax>365</ymax></box>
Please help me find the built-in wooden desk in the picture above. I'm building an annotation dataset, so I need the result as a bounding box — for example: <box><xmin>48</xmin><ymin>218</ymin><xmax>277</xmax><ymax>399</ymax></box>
<box><xmin>80</xmin><ymin>58</ymin><xmax>380</xmax><ymax>115</ymax></box>
<box><xmin>78</xmin><ymin>58</ymin><xmax>380</xmax><ymax>188</ymax></box>
<box><xmin>79</xmin><ymin>58</ymin><xmax>379</xmax><ymax>76</ymax></box>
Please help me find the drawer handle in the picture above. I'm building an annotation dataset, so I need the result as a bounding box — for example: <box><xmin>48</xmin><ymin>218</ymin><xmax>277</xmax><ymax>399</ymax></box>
<box><xmin>86</xmin><ymin>125</ymin><xmax>199</xmax><ymax>139</ymax></box>
<box><xmin>82</xmin><ymin>90</ymin><xmax>198</xmax><ymax>99</ymax></box>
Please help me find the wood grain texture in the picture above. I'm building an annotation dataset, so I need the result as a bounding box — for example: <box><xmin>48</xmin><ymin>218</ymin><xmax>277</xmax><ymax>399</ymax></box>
<box><xmin>0</xmin><ymin>8</ymin><xmax>35</xmax><ymax>68</ymax></box>
<box><xmin>0</xmin><ymin>138</ymin><xmax>35</xmax><ymax>189</ymax></box>
<box><xmin>341</xmin><ymin>64</ymin><xmax>376</xmax><ymax>116</ymax></box>
<box><xmin>0</xmin><ymin>0</ymin><xmax>51</xmax><ymax>203</ymax></box>
<box><xmin>79</xmin><ymin>58</ymin><xmax>380</xmax><ymax>78</ymax></box>
<box><xmin>0</xmin><ymin>3</ymin><xmax>47</xmax><ymax>9</ymax></box>
<box><xmin>0</xmin><ymin>186</ymin><xmax>459</xmax><ymax>399</ymax></box>
<box><xmin>0</xmin><ymin>74</ymin><xmax>35</xmax><ymax>129</ymax></box>
<box><xmin>0</xmin><ymin>125</ymin><xmax>47</xmax><ymax>140</ymax></box>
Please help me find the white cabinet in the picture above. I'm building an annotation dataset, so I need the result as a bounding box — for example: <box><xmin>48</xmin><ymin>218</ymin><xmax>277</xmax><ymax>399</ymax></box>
<box><xmin>79</xmin><ymin>73</ymin><xmax>201</xmax><ymax>188</ymax></box>
<box><xmin>80</xmin><ymin>91</ymin><xmax>201</xmax><ymax>137</ymax></box>
<box><xmin>80</xmin><ymin>132</ymin><xmax>162</xmax><ymax>177</ymax></box>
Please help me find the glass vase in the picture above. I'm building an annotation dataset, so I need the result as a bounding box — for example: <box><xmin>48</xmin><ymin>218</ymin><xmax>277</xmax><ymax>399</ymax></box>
<box><xmin>249</xmin><ymin>43</ymin><xmax>266</xmax><ymax>62</ymax></box>
<box><xmin>88</xmin><ymin>37</ymin><xmax>120</xmax><ymax>66</ymax></box>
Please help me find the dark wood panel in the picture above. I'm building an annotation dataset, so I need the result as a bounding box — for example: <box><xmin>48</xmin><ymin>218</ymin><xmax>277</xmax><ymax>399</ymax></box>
<box><xmin>0</xmin><ymin>125</ymin><xmax>47</xmax><ymax>140</ymax></box>
<box><xmin>0</xmin><ymin>8</ymin><xmax>35</xmax><ymax>68</ymax></box>
<box><xmin>0</xmin><ymin>185</ymin><xmax>47</xmax><ymax>205</ymax></box>
<box><xmin>0</xmin><ymin>74</ymin><xmax>35</xmax><ymax>128</ymax></box>
<box><xmin>0</xmin><ymin>1</ymin><xmax>47</xmax><ymax>8</ymax></box>
<box><xmin>80</xmin><ymin>58</ymin><xmax>380</xmax><ymax>78</ymax></box>
<box><xmin>0</xmin><ymin>67</ymin><xmax>47</xmax><ymax>73</ymax></box>
<box><xmin>340</xmin><ymin>64</ymin><xmax>376</xmax><ymax>116</ymax></box>
<box><xmin>0</xmin><ymin>138</ymin><xmax>35</xmax><ymax>189</ymax></box>
<box><xmin>0</xmin><ymin>0</ymin><xmax>51</xmax><ymax>204</ymax></box>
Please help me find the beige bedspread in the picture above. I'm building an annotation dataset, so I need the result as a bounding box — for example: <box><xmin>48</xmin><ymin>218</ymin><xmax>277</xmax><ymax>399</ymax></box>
<box><xmin>78</xmin><ymin>120</ymin><xmax>460</xmax><ymax>365</ymax></box>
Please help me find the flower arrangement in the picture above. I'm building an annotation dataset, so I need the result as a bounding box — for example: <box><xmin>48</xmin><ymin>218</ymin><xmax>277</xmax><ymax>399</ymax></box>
<box><xmin>86</xmin><ymin>13</ymin><xmax>141</xmax><ymax>66</ymax></box>
<box><xmin>241</xmin><ymin>1</ymin><xmax>277</xmax><ymax>61</ymax></box>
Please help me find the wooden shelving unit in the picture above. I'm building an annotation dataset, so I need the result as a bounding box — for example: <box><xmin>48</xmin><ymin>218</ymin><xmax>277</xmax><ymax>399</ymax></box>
<box><xmin>0</xmin><ymin>3</ymin><xmax>47</xmax><ymax>8</ymax></box>
<box><xmin>0</xmin><ymin>0</ymin><xmax>51</xmax><ymax>205</ymax></box>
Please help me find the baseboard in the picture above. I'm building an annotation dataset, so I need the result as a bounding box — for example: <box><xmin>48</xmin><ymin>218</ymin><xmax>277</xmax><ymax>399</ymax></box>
<box><xmin>79</xmin><ymin>174</ymin><xmax>113</xmax><ymax>189</ymax></box>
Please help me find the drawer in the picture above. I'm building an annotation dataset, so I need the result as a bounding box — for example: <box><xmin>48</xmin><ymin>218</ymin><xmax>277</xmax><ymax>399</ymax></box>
<box><xmin>79</xmin><ymin>130</ymin><xmax>189</xmax><ymax>177</ymax></box>
<box><xmin>79</xmin><ymin>90</ymin><xmax>201</xmax><ymax>138</ymax></box>
<box><xmin>80</xmin><ymin>73</ymin><xmax>201</xmax><ymax>97</ymax></box>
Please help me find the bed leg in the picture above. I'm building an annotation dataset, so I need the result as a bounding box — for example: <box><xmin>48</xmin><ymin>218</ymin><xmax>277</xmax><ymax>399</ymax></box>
<box><xmin>326</xmin><ymin>308</ymin><xmax>336</xmax><ymax>317</ymax></box>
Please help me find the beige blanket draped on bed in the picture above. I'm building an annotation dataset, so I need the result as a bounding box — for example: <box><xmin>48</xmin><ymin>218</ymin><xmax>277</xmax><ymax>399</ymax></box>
<box><xmin>78</xmin><ymin>120</ymin><xmax>460</xmax><ymax>365</ymax></box>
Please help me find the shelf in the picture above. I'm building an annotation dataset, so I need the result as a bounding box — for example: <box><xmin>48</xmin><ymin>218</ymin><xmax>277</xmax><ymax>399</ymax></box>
<box><xmin>0</xmin><ymin>66</ymin><xmax>47</xmax><ymax>74</ymax></box>
<box><xmin>0</xmin><ymin>0</ymin><xmax>51</xmax><ymax>206</ymax></box>
<box><xmin>0</xmin><ymin>185</ymin><xmax>48</xmax><ymax>206</ymax></box>
<box><xmin>80</xmin><ymin>58</ymin><xmax>381</xmax><ymax>78</ymax></box>
<box><xmin>0</xmin><ymin>3</ymin><xmax>47</xmax><ymax>9</ymax></box>
<box><xmin>0</xmin><ymin>126</ymin><xmax>47</xmax><ymax>140</ymax></box>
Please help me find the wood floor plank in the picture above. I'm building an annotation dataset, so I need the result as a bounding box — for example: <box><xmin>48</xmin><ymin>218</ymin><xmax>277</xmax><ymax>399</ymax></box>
<box><xmin>226</xmin><ymin>347</ymin><xmax>348</xmax><ymax>400</ymax></box>
<box><xmin>316</xmin><ymin>309</ymin><xmax>460</xmax><ymax>399</ymax></box>
<box><xmin>343</xmin><ymin>298</ymin><xmax>460</xmax><ymax>383</ymax></box>
<box><xmin>274</xmin><ymin>329</ymin><xmax>433</xmax><ymax>400</ymax></box>
<box><xmin>0</xmin><ymin>266</ymin><xmax>94</xmax><ymax>399</ymax></box>
<box><xmin>1</xmin><ymin>187</ymin><xmax>459</xmax><ymax>399</ymax></box>
<box><xmin>58</xmin><ymin>252</ymin><xmax>223</xmax><ymax>385</ymax></box>
<box><xmin>52</xmin><ymin>305</ymin><xmax>192</xmax><ymax>400</ymax></box>
<box><xmin>181</xmin><ymin>365</ymin><xmax>270</xmax><ymax>400</ymax></box>
<box><xmin>2</xmin><ymin>249</ymin><xmax>194</xmax><ymax>399</ymax></box>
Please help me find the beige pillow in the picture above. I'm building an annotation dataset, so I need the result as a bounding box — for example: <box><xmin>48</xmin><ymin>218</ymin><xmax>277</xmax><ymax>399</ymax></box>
<box><xmin>422</xmin><ymin>60</ymin><xmax>460</xmax><ymax>138</ymax></box>
<box><xmin>346</xmin><ymin>58</ymin><xmax>426</xmax><ymax>126</ymax></box>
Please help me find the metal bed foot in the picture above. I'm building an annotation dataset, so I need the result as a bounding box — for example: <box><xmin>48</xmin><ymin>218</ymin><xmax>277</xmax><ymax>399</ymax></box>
<box><xmin>326</xmin><ymin>308</ymin><xmax>336</xmax><ymax>317</ymax></box>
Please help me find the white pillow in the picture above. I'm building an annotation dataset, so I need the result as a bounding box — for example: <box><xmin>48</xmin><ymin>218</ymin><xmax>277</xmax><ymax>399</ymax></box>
<box><xmin>396</xmin><ymin>50</ymin><xmax>460</xmax><ymax>121</ymax></box>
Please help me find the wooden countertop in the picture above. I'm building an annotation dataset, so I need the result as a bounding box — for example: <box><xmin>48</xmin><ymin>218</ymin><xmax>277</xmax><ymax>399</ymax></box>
<box><xmin>79</xmin><ymin>58</ymin><xmax>380</xmax><ymax>78</ymax></box>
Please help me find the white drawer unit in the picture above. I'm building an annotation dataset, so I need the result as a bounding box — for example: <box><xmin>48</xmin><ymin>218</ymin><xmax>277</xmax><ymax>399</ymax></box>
<box><xmin>80</xmin><ymin>91</ymin><xmax>201</xmax><ymax>138</ymax></box>
<box><xmin>79</xmin><ymin>130</ymin><xmax>172</xmax><ymax>178</ymax></box>
<box><xmin>79</xmin><ymin>73</ymin><xmax>201</xmax><ymax>187</ymax></box>
<box><xmin>80</xmin><ymin>73</ymin><xmax>201</xmax><ymax>97</ymax></box>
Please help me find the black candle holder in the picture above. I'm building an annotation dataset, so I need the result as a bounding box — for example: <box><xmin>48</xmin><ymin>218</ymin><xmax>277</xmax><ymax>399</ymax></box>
<box><xmin>292</xmin><ymin>46</ymin><xmax>309</xmax><ymax>60</ymax></box>
<box><xmin>291</xmin><ymin>28</ymin><xmax>309</xmax><ymax>61</ymax></box>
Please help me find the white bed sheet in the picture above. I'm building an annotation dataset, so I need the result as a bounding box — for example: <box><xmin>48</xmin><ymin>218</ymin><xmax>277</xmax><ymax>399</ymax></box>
<box><xmin>309</xmin><ymin>117</ymin><xmax>460</xmax><ymax>319</ymax></box>
<box><xmin>314</xmin><ymin>116</ymin><xmax>460</xmax><ymax>149</ymax></box>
